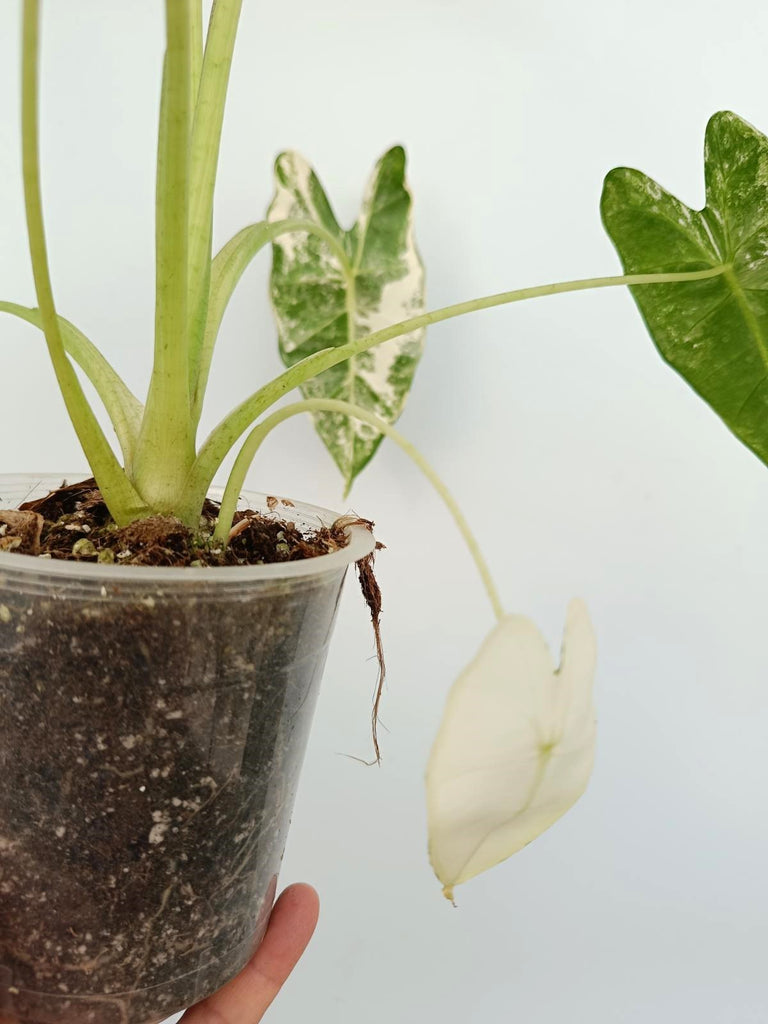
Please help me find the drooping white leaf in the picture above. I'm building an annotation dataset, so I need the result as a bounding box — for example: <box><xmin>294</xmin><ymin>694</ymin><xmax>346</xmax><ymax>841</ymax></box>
<box><xmin>426</xmin><ymin>600</ymin><xmax>597</xmax><ymax>901</ymax></box>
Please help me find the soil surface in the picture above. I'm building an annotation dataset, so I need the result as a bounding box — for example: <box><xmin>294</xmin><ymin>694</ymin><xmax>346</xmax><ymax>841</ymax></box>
<box><xmin>1</xmin><ymin>478</ymin><xmax>355</xmax><ymax>568</ymax></box>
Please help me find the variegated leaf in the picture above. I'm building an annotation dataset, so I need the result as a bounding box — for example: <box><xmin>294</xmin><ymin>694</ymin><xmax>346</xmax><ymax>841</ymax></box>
<box><xmin>267</xmin><ymin>146</ymin><xmax>425</xmax><ymax>490</ymax></box>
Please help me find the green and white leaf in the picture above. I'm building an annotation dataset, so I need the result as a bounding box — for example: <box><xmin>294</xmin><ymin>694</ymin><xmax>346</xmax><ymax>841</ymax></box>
<box><xmin>602</xmin><ymin>110</ymin><xmax>768</xmax><ymax>465</ymax></box>
<box><xmin>267</xmin><ymin>146</ymin><xmax>425</xmax><ymax>491</ymax></box>
<box><xmin>426</xmin><ymin>600</ymin><xmax>597</xmax><ymax>901</ymax></box>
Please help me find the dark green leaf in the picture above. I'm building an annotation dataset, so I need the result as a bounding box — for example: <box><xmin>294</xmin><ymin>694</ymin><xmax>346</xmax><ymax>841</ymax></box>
<box><xmin>602</xmin><ymin>111</ymin><xmax>768</xmax><ymax>464</ymax></box>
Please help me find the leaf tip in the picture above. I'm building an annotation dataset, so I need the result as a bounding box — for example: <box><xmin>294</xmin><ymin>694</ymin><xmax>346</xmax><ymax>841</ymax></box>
<box><xmin>600</xmin><ymin>166</ymin><xmax>651</xmax><ymax>233</ymax></box>
<box><xmin>704</xmin><ymin>109</ymin><xmax>762</xmax><ymax>163</ymax></box>
<box><xmin>706</xmin><ymin>109</ymin><xmax>742</xmax><ymax>132</ymax></box>
<box><xmin>375</xmin><ymin>143</ymin><xmax>408</xmax><ymax>180</ymax></box>
<box><xmin>273</xmin><ymin>149</ymin><xmax>303</xmax><ymax>185</ymax></box>
<box><xmin>600</xmin><ymin>164</ymin><xmax>635</xmax><ymax>199</ymax></box>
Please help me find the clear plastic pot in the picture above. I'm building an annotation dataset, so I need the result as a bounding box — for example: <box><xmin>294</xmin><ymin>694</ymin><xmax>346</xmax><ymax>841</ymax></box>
<box><xmin>0</xmin><ymin>475</ymin><xmax>374</xmax><ymax>1024</ymax></box>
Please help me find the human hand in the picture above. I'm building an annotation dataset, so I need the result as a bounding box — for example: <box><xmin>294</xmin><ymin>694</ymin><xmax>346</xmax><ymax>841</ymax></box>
<box><xmin>181</xmin><ymin>884</ymin><xmax>319</xmax><ymax>1023</ymax></box>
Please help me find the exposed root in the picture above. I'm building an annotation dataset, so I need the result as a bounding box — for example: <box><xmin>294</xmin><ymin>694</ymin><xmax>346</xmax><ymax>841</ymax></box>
<box><xmin>355</xmin><ymin>544</ymin><xmax>386</xmax><ymax>764</ymax></box>
<box><xmin>179</xmin><ymin>769</ymin><xmax>237</xmax><ymax>830</ymax></box>
<box><xmin>330</xmin><ymin>516</ymin><xmax>387</xmax><ymax>763</ymax></box>
<box><xmin>226</xmin><ymin>516</ymin><xmax>252</xmax><ymax>543</ymax></box>
<box><xmin>131</xmin><ymin>881</ymin><xmax>175</xmax><ymax>991</ymax></box>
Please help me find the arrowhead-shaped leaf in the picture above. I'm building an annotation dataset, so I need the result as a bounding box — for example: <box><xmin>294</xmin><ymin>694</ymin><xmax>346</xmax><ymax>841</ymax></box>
<box><xmin>602</xmin><ymin>111</ymin><xmax>768</xmax><ymax>465</ymax></box>
<box><xmin>426</xmin><ymin>600</ymin><xmax>597</xmax><ymax>901</ymax></box>
<box><xmin>267</xmin><ymin>147</ymin><xmax>425</xmax><ymax>491</ymax></box>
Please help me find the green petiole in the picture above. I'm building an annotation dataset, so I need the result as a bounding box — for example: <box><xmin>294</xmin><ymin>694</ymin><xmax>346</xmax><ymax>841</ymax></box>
<box><xmin>0</xmin><ymin>303</ymin><xmax>143</xmax><ymax>472</ymax></box>
<box><xmin>20</xmin><ymin>0</ymin><xmax>148</xmax><ymax>524</ymax></box>
<box><xmin>186</xmin><ymin>0</ymin><xmax>243</xmax><ymax>401</ymax></box>
<box><xmin>213</xmin><ymin>398</ymin><xmax>506</xmax><ymax>622</ymax></box>
<box><xmin>183</xmin><ymin>265</ymin><xmax>728</xmax><ymax>522</ymax></box>
<box><xmin>192</xmin><ymin>218</ymin><xmax>351</xmax><ymax>424</ymax></box>
<box><xmin>131</xmin><ymin>0</ymin><xmax>197</xmax><ymax>513</ymax></box>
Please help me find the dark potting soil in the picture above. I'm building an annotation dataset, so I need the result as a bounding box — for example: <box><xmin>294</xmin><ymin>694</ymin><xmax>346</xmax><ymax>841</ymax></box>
<box><xmin>0</xmin><ymin>477</ymin><xmax>355</xmax><ymax>568</ymax></box>
<box><xmin>0</xmin><ymin>481</ymin><xmax>383</xmax><ymax>1024</ymax></box>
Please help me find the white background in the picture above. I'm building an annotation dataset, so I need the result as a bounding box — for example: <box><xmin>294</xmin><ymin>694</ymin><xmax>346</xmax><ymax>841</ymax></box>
<box><xmin>2</xmin><ymin>2</ymin><xmax>768</xmax><ymax>1021</ymax></box>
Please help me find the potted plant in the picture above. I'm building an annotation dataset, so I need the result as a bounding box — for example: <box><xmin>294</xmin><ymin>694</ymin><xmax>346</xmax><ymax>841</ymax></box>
<box><xmin>2</xmin><ymin>2</ymin><xmax>766</xmax><ymax>1022</ymax></box>
<box><xmin>0</xmin><ymin>4</ymin><xmax>593</xmax><ymax>1020</ymax></box>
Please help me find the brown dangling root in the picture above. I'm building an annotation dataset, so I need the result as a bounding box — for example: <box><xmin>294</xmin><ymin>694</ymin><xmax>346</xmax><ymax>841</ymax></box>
<box><xmin>332</xmin><ymin>516</ymin><xmax>387</xmax><ymax>763</ymax></box>
<box><xmin>356</xmin><ymin>547</ymin><xmax>386</xmax><ymax>763</ymax></box>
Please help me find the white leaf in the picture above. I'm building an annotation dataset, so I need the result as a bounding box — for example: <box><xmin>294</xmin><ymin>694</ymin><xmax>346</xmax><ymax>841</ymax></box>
<box><xmin>426</xmin><ymin>599</ymin><xmax>597</xmax><ymax>901</ymax></box>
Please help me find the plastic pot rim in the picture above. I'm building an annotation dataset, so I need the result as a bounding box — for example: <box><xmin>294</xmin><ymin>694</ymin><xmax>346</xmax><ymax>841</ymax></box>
<box><xmin>0</xmin><ymin>473</ymin><xmax>376</xmax><ymax>584</ymax></box>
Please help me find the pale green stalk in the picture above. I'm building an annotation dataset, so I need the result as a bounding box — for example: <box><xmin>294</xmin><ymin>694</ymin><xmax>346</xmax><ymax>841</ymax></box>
<box><xmin>189</xmin><ymin>2</ymin><xmax>203</xmax><ymax>108</ymax></box>
<box><xmin>213</xmin><ymin>398</ymin><xmax>505</xmax><ymax>622</ymax></box>
<box><xmin>186</xmin><ymin>0</ymin><xmax>243</xmax><ymax>399</ymax></box>
<box><xmin>20</xmin><ymin>0</ymin><xmax>148</xmax><ymax>523</ymax></box>
<box><xmin>341</xmin><ymin>258</ymin><xmax>359</xmax><ymax>499</ymax></box>
<box><xmin>0</xmin><ymin>302</ymin><xmax>143</xmax><ymax>471</ymax></box>
<box><xmin>133</xmin><ymin>0</ymin><xmax>197</xmax><ymax>512</ymax></box>
<box><xmin>191</xmin><ymin>218</ymin><xmax>351</xmax><ymax>422</ymax></box>
<box><xmin>181</xmin><ymin>265</ymin><xmax>727</xmax><ymax>519</ymax></box>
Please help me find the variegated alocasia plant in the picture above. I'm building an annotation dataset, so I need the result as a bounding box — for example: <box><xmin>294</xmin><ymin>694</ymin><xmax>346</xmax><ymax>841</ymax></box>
<box><xmin>3</xmin><ymin>1</ymin><xmax>761</xmax><ymax>901</ymax></box>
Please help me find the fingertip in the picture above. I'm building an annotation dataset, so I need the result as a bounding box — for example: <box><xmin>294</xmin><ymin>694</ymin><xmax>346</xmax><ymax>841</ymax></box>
<box><xmin>180</xmin><ymin>884</ymin><xmax>321</xmax><ymax>1022</ymax></box>
<box><xmin>270</xmin><ymin>883</ymin><xmax>320</xmax><ymax>941</ymax></box>
<box><xmin>278</xmin><ymin>882</ymin><xmax>320</xmax><ymax>916</ymax></box>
